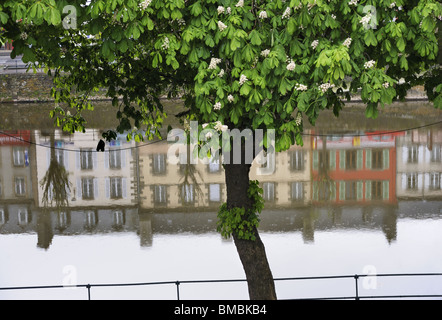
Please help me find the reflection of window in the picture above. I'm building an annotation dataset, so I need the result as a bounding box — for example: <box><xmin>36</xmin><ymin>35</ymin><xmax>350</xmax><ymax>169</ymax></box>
<box><xmin>154</xmin><ymin>185</ymin><xmax>167</xmax><ymax>204</ymax></box>
<box><xmin>345</xmin><ymin>181</ymin><xmax>357</xmax><ymax>200</ymax></box>
<box><xmin>82</xmin><ymin>177</ymin><xmax>94</xmax><ymax>200</ymax></box>
<box><xmin>13</xmin><ymin>147</ymin><xmax>25</xmax><ymax>166</ymax></box>
<box><xmin>346</xmin><ymin>150</ymin><xmax>357</xmax><ymax>170</ymax></box>
<box><xmin>429</xmin><ymin>173</ymin><xmax>441</xmax><ymax>190</ymax></box>
<box><xmin>290</xmin><ymin>150</ymin><xmax>304</xmax><ymax>171</ymax></box>
<box><xmin>181</xmin><ymin>184</ymin><xmax>194</xmax><ymax>203</ymax></box>
<box><xmin>431</xmin><ymin>146</ymin><xmax>441</xmax><ymax>163</ymax></box>
<box><xmin>81</xmin><ymin>149</ymin><xmax>93</xmax><ymax>170</ymax></box>
<box><xmin>85</xmin><ymin>211</ymin><xmax>98</xmax><ymax>229</ymax></box>
<box><xmin>371</xmin><ymin>149</ymin><xmax>383</xmax><ymax>170</ymax></box>
<box><xmin>263</xmin><ymin>182</ymin><xmax>275</xmax><ymax>201</ymax></box>
<box><xmin>406</xmin><ymin>173</ymin><xmax>418</xmax><ymax>190</ymax></box>
<box><xmin>291</xmin><ymin>182</ymin><xmax>304</xmax><ymax>201</ymax></box>
<box><xmin>153</xmin><ymin>154</ymin><xmax>166</xmax><ymax>175</ymax></box>
<box><xmin>0</xmin><ymin>209</ymin><xmax>6</xmax><ymax>226</ymax></box>
<box><xmin>209</xmin><ymin>184</ymin><xmax>221</xmax><ymax>202</ymax></box>
<box><xmin>15</xmin><ymin>177</ymin><xmax>26</xmax><ymax>196</ymax></box>
<box><xmin>408</xmin><ymin>146</ymin><xmax>418</xmax><ymax>163</ymax></box>
<box><xmin>109</xmin><ymin>150</ymin><xmax>121</xmax><ymax>169</ymax></box>
<box><xmin>113</xmin><ymin>210</ymin><xmax>124</xmax><ymax>227</ymax></box>
<box><xmin>57</xmin><ymin>212</ymin><xmax>69</xmax><ymax>229</ymax></box>
<box><xmin>110</xmin><ymin>177</ymin><xmax>122</xmax><ymax>199</ymax></box>
<box><xmin>208</xmin><ymin>156</ymin><xmax>220</xmax><ymax>173</ymax></box>
<box><xmin>18</xmin><ymin>209</ymin><xmax>30</xmax><ymax>226</ymax></box>
<box><xmin>372</xmin><ymin>181</ymin><xmax>383</xmax><ymax>200</ymax></box>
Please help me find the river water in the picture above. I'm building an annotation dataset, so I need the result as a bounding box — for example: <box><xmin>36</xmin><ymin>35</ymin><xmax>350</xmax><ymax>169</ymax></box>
<box><xmin>0</xmin><ymin>101</ymin><xmax>441</xmax><ymax>300</ymax></box>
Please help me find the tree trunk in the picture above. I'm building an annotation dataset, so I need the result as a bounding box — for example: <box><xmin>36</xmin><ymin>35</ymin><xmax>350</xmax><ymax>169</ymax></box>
<box><xmin>224</xmin><ymin>162</ymin><xmax>277</xmax><ymax>300</ymax></box>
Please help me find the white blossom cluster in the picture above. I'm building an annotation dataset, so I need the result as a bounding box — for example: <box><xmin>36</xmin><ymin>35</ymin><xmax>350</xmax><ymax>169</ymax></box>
<box><xmin>382</xmin><ymin>82</ymin><xmax>390</xmax><ymax>88</ymax></box>
<box><xmin>227</xmin><ymin>94</ymin><xmax>235</xmax><ymax>102</ymax></box>
<box><xmin>331</xmin><ymin>14</ymin><xmax>336</xmax><ymax>19</ymax></box>
<box><xmin>343</xmin><ymin>37</ymin><xmax>352</xmax><ymax>48</ymax></box>
<box><xmin>348</xmin><ymin>0</ymin><xmax>358</xmax><ymax>6</ymax></box>
<box><xmin>218</xmin><ymin>69</ymin><xmax>225</xmax><ymax>77</ymax></box>
<box><xmin>259</xmin><ymin>11</ymin><xmax>268</xmax><ymax>19</ymax></box>
<box><xmin>218</xmin><ymin>21</ymin><xmax>228</xmax><ymax>31</ymax></box>
<box><xmin>213</xmin><ymin>102</ymin><xmax>222</xmax><ymax>110</ymax></box>
<box><xmin>389</xmin><ymin>2</ymin><xmax>396</xmax><ymax>8</ymax></box>
<box><xmin>286</xmin><ymin>59</ymin><xmax>296</xmax><ymax>71</ymax></box>
<box><xmin>295</xmin><ymin>113</ymin><xmax>303</xmax><ymax>126</ymax></box>
<box><xmin>295</xmin><ymin>83</ymin><xmax>308</xmax><ymax>91</ymax></box>
<box><xmin>360</xmin><ymin>14</ymin><xmax>372</xmax><ymax>25</ymax></box>
<box><xmin>217</xmin><ymin>6</ymin><xmax>225</xmax><ymax>14</ymax></box>
<box><xmin>261</xmin><ymin>49</ymin><xmax>270</xmax><ymax>57</ymax></box>
<box><xmin>239</xmin><ymin>74</ymin><xmax>248</xmax><ymax>85</ymax></box>
<box><xmin>208</xmin><ymin>58</ymin><xmax>222</xmax><ymax>70</ymax></box>
<box><xmin>139</xmin><ymin>0</ymin><xmax>152</xmax><ymax>10</ymax></box>
<box><xmin>161</xmin><ymin>37</ymin><xmax>169</xmax><ymax>50</ymax></box>
<box><xmin>20</xmin><ymin>32</ymin><xmax>28</xmax><ymax>40</ymax></box>
<box><xmin>311</xmin><ymin>40</ymin><xmax>319</xmax><ymax>49</ymax></box>
<box><xmin>236</xmin><ymin>0</ymin><xmax>244</xmax><ymax>8</ymax></box>
<box><xmin>364</xmin><ymin>60</ymin><xmax>376</xmax><ymax>69</ymax></box>
<box><xmin>319</xmin><ymin>82</ymin><xmax>335</xmax><ymax>93</ymax></box>
<box><xmin>215</xmin><ymin>121</ymin><xmax>228</xmax><ymax>131</ymax></box>
<box><xmin>282</xmin><ymin>7</ymin><xmax>291</xmax><ymax>19</ymax></box>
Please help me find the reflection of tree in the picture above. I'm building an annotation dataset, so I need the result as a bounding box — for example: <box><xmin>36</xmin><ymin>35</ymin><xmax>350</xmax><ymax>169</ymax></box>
<box><xmin>178</xmin><ymin>144</ymin><xmax>203</xmax><ymax>204</ymax></box>
<box><xmin>315</xmin><ymin>135</ymin><xmax>336</xmax><ymax>202</ymax></box>
<box><xmin>39</xmin><ymin>134</ymin><xmax>71</xmax><ymax>208</ymax></box>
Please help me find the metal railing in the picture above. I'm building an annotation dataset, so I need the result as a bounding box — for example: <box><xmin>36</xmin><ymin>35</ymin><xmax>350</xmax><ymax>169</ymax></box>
<box><xmin>1</xmin><ymin>273</ymin><xmax>441</xmax><ymax>300</ymax></box>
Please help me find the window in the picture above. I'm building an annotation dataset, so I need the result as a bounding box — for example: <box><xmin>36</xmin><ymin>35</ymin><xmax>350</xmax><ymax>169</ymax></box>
<box><xmin>430</xmin><ymin>146</ymin><xmax>441</xmax><ymax>163</ymax></box>
<box><xmin>15</xmin><ymin>177</ymin><xmax>26</xmax><ymax>196</ymax></box>
<box><xmin>109</xmin><ymin>150</ymin><xmax>121</xmax><ymax>169</ymax></box>
<box><xmin>209</xmin><ymin>184</ymin><xmax>221</xmax><ymax>202</ymax></box>
<box><xmin>57</xmin><ymin>212</ymin><xmax>69</xmax><ymax>230</ymax></box>
<box><xmin>18</xmin><ymin>209</ymin><xmax>30</xmax><ymax>226</ymax></box>
<box><xmin>82</xmin><ymin>177</ymin><xmax>95</xmax><ymax>200</ymax></box>
<box><xmin>408</xmin><ymin>146</ymin><xmax>418</xmax><ymax>163</ymax></box>
<box><xmin>113</xmin><ymin>210</ymin><xmax>125</xmax><ymax>227</ymax></box>
<box><xmin>291</xmin><ymin>182</ymin><xmax>304</xmax><ymax>201</ymax></box>
<box><xmin>429</xmin><ymin>173</ymin><xmax>441</xmax><ymax>190</ymax></box>
<box><xmin>290</xmin><ymin>150</ymin><xmax>305</xmax><ymax>171</ymax></box>
<box><xmin>346</xmin><ymin>150</ymin><xmax>357</xmax><ymax>170</ymax></box>
<box><xmin>345</xmin><ymin>181</ymin><xmax>357</xmax><ymax>200</ymax></box>
<box><xmin>208</xmin><ymin>156</ymin><xmax>220</xmax><ymax>173</ymax></box>
<box><xmin>263</xmin><ymin>182</ymin><xmax>275</xmax><ymax>201</ymax></box>
<box><xmin>110</xmin><ymin>177</ymin><xmax>122</xmax><ymax>199</ymax></box>
<box><xmin>153</xmin><ymin>154</ymin><xmax>166</xmax><ymax>175</ymax></box>
<box><xmin>371</xmin><ymin>149</ymin><xmax>383</xmax><ymax>170</ymax></box>
<box><xmin>407</xmin><ymin>173</ymin><xmax>418</xmax><ymax>190</ymax></box>
<box><xmin>154</xmin><ymin>185</ymin><xmax>167</xmax><ymax>204</ymax></box>
<box><xmin>84</xmin><ymin>211</ymin><xmax>98</xmax><ymax>229</ymax></box>
<box><xmin>81</xmin><ymin>149</ymin><xmax>93</xmax><ymax>170</ymax></box>
<box><xmin>13</xmin><ymin>147</ymin><xmax>25</xmax><ymax>166</ymax></box>
<box><xmin>372</xmin><ymin>181</ymin><xmax>383</xmax><ymax>200</ymax></box>
<box><xmin>181</xmin><ymin>184</ymin><xmax>194</xmax><ymax>203</ymax></box>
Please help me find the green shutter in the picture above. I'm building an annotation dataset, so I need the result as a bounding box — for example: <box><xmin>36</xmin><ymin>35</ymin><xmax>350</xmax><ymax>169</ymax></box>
<box><xmin>383</xmin><ymin>149</ymin><xmax>389</xmax><ymax>169</ymax></box>
<box><xmin>313</xmin><ymin>150</ymin><xmax>318</xmax><ymax>170</ymax></box>
<box><xmin>330</xmin><ymin>181</ymin><xmax>336</xmax><ymax>200</ymax></box>
<box><xmin>365</xmin><ymin>181</ymin><xmax>372</xmax><ymax>200</ymax></box>
<box><xmin>329</xmin><ymin>150</ymin><xmax>336</xmax><ymax>170</ymax></box>
<box><xmin>357</xmin><ymin>149</ymin><xmax>363</xmax><ymax>170</ymax></box>
<box><xmin>339</xmin><ymin>150</ymin><xmax>346</xmax><ymax>170</ymax></box>
<box><xmin>339</xmin><ymin>181</ymin><xmax>346</xmax><ymax>200</ymax></box>
<box><xmin>365</xmin><ymin>149</ymin><xmax>372</xmax><ymax>169</ymax></box>
<box><xmin>313</xmin><ymin>181</ymin><xmax>318</xmax><ymax>200</ymax></box>
<box><xmin>357</xmin><ymin>181</ymin><xmax>363</xmax><ymax>200</ymax></box>
<box><xmin>382</xmin><ymin>180</ymin><xmax>389</xmax><ymax>200</ymax></box>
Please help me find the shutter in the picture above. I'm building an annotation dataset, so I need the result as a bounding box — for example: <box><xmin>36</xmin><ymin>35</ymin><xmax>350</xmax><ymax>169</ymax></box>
<box><xmin>402</xmin><ymin>146</ymin><xmax>408</xmax><ymax>164</ymax></box>
<box><xmin>418</xmin><ymin>174</ymin><xmax>423</xmax><ymax>190</ymax></box>
<box><xmin>357</xmin><ymin>150</ymin><xmax>363</xmax><ymax>170</ymax></box>
<box><xmin>330</xmin><ymin>182</ymin><xmax>336</xmax><ymax>200</ymax></box>
<box><xmin>382</xmin><ymin>181</ymin><xmax>389</xmax><ymax>200</ymax></box>
<box><xmin>339</xmin><ymin>150</ymin><xmax>346</xmax><ymax>170</ymax></box>
<box><xmin>425</xmin><ymin>147</ymin><xmax>430</xmax><ymax>163</ymax></box>
<box><xmin>312</xmin><ymin>151</ymin><xmax>318</xmax><ymax>170</ymax></box>
<box><xmin>76</xmin><ymin>178</ymin><xmax>82</xmax><ymax>199</ymax></box>
<box><xmin>75</xmin><ymin>151</ymin><xmax>81</xmax><ymax>170</ymax></box>
<box><xmin>313</xmin><ymin>182</ymin><xmax>318</xmax><ymax>201</ymax></box>
<box><xmin>339</xmin><ymin>181</ymin><xmax>345</xmax><ymax>200</ymax></box>
<box><xmin>122</xmin><ymin>178</ymin><xmax>127</xmax><ymax>199</ymax></box>
<box><xmin>46</xmin><ymin>149</ymin><xmax>51</xmax><ymax>169</ymax></box>
<box><xmin>365</xmin><ymin>181</ymin><xmax>372</xmax><ymax>200</ymax></box>
<box><xmin>64</xmin><ymin>150</ymin><xmax>69</xmax><ymax>169</ymax></box>
<box><xmin>424</xmin><ymin>173</ymin><xmax>430</xmax><ymax>190</ymax></box>
<box><xmin>104</xmin><ymin>151</ymin><xmax>109</xmax><ymax>169</ymax></box>
<box><xmin>365</xmin><ymin>149</ymin><xmax>372</xmax><ymax>169</ymax></box>
<box><xmin>93</xmin><ymin>152</ymin><xmax>98</xmax><ymax>170</ymax></box>
<box><xmin>418</xmin><ymin>146</ymin><xmax>424</xmax><ymax>163</ymax></box>
<box><xmin>329</xmin><ymin>150</ymin><xmax>336</xmax><ymax>170</ymax></box>
<box><xmin>105</xmin><ymin>178</ymin><xmax>110</xmax><ymax>199</ymax></box>
<box><xmin>93</xmin><ymin>178</ymin><xmax>99</xmax><ymax>198</ymax></box>
<box><xmin>357</xmin><ymin>181</ymin><xmax>363</xmax><ymax>200</ymax></box>
<box><xmin>383</xmin><ymin>149</ymin><xmax>389</xmax><ymax>169</ymax></box>
<box><xmin>401</xmin><ymin>174</ymin><xmax>407</xmax><ymax>190</ymax></box>
<box><xmin>121</xmin><ymin>150</ymin><xmax>126</xmax><ymax>168</ymax></box>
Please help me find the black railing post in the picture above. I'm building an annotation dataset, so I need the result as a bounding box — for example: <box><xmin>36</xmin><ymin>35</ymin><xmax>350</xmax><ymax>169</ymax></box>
<box><xmin>176</xmin><ymin>281</ymin><xmax>180</xmax><ymax>300</ymax></box>
<box><xmin>87</xmin><ymin>284</ymin><xmax>91</xmax><ymax>300</ymax></box>
<box><xmin>354</xmin><ymin>275</ymin><xmax>359</xmax><ymax>300</ymax></box>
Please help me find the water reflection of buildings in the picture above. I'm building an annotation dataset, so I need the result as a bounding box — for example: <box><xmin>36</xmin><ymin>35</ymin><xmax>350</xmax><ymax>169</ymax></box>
<box><xmin>0</xmin><ymin>128</ymin><xmax>441</xmax><ymax>249</ymax></box>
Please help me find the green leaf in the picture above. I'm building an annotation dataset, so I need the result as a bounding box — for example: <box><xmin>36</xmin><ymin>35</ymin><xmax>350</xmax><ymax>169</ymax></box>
<box><xmin>50</xmin><ymin>7</ymin><xmax>61</xmax><ymax>25</ymax></box>
<box><xmin>0</xmin><ymin>12</ymin><xmax>8</xmax><ymax>24</ymax></box>
<box><xmin>396</xmin><ymin>37</ymin><xmax>405</xmax><ymax>52</ymax></box>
